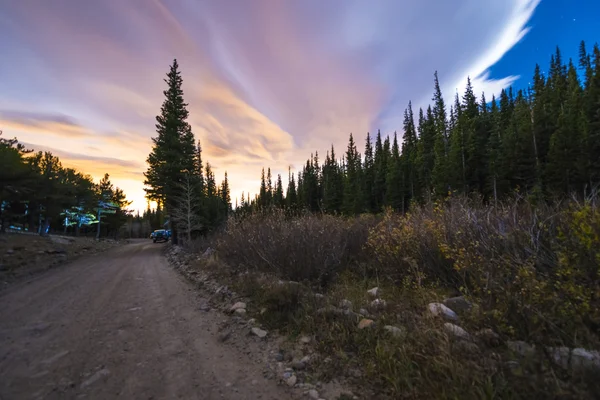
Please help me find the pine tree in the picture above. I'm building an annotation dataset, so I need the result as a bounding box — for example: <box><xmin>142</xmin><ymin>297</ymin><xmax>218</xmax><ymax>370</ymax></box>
<box><xmin>373</xmin><ymin>130</ymin><xmax>389</xmax><ymax>211</ymax></box>
<box><xmin>274</xmin><ymin>174</ymin><xmax>284</xmax><ymax>208</ymax></box>
<box><xmin>259</xmin><ymin>168</ymin><xmax>267</xmax><ymax>209</ymax></box>
<box><xmin>416</xmin><ymin>107</ymin><xmax>436</xmax><ymax>202</ymax></box>
<box><xmin>431</xmin><ymin>72</ymin><xmax>450</xmax><ymax>197</ymax></box>
<box><xmin>266</xmin><ymin>167</ymin><xmax>273</xmax><ymax>206</ymax></box>
<box><xmin>363</xmin><ymin>133</ymin><xmax>375</xmax><ymax>212</ymax></box>
<box><xmin>448</xmin><ymin>92</ymin><xmax>466</xmax><ymax>192</ymax></box>
<box><xmin>487</xmin><ymin>95</ymin><xmax>501</xmax><ymax>204</ymax></box>
<box><xmin>386</xmin><ymin>132</ymin><xmax>403</xmax><ymax>210</ymax></box>
<box><xmin>343</xmin><ymin>134</ymin><xmax>363</xmax><ymax>215</ymax></box>
<box><xmin>144</xmin><ymin>59</ymin><xmax>196</xmax><ymax>244</ymax></box>
<box><xmin>402</xmin><ymin>102</ymin><xmax>418</xmax><ymax>205</ymax></box>
<box><xmin>220</xmin><ymin>171</ymin><xmax>231</xmax><ymax>213</ymax></box>
<box><xmin>286</xmin><ymin>168</ymin><xmax>298</xmax><ymax>209</ymax></box>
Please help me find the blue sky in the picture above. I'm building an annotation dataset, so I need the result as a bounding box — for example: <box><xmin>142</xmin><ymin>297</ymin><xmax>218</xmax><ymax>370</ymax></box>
<box><xmin>0</xmin><ymin>0</ymin><xmax>597</xmax><ymax>211</ymax></box>
<box><xmin>491</xmin><ymin>0</ymin><xmax>599</xmax><ymax>88</ymax></box>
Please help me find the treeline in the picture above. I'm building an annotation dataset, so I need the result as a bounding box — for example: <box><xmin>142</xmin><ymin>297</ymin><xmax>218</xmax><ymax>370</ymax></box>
<box><xmin>144</xmin><ymin>60</ymin><xmax>231</xmax><ymax>245</ymax></box>
<box><xmin>238</xmin><ymin>41</ymin><xmax>600</xmax><ymax>214</ymax></box>
<box><xmin>0</xmin><ymin>133</ymin><xmax>131</xmax><ymax>237</ymax></box>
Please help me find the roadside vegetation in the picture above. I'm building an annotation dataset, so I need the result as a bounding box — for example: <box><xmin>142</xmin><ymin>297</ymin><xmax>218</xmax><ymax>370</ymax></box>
<box><xmin>162</xmin><ymin>40</ymin><xmax>600</xmax><ymax>399</ymax></box>
<box><xmin>187</xmin><ymin>195</ymin><xmax>600</xmax><ymax>399</ymax></box>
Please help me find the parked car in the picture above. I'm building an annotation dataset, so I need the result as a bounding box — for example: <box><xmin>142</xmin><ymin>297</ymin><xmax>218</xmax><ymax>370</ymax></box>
<box><xmin>152</xmin><ymin>229</ymin><xmax>169</xmax><ymax>243</ymax></box>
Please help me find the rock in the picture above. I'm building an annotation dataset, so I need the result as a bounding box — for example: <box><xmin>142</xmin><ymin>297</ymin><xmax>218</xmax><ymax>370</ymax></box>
<box><xmin>230</xmin><ymin>302</ymin><xmax>247</xmax><ymax>312</ymax></box>
<box><xmin>218</xmin><ymin>330</ymin><xmax>232</xmax><ymax>342</ymax></box>
<box><xmin>476</xmin><ymin>328</ymin><xmax>502</xmax><ymax>347</ymax></box>
<box><xmin>307</xmin><ymin>389</ymin><xmax>320</xmax><ymax>399</ymax></box>
<box><xmin>359</xmin><ymin>308</ymin><xmax>369</xmax><ymax>316</ymax></box>
<box><xmin>443</xmin><ymin>296</ymin><xmax>472</xmax><ymax>313</ymax></box>
<box><xmin>6</xmin><ymin>249</ymin><xmax>15</xmax><ymax>255</ymax></box>
<box><xmin>299</xmin><ymin>336</ymin><xmax>312</xmax><ymax>345</ymax></box>
<box><xmin>339</xmin><ymin>299</ymin><xmax>353</xmax><ymax>310</ymax></box>
<box><xmin>507</xmin><ymin>340</ymin><xmax>535</xmax><ymax>357</ymax></box>
<box><xmin>504</xmin><ymin>361</ymin><xmax>522</xmax><ymax>376</ymax></box>
<box><xmin>317</xmin><ymin>306</ymin><xmax>342</xmax><ymax>316</ymax></box>
<box><xmin>202</xmin><ymin>247</ymin><xmax>215</xmax><ymax>258</ymax></box>
<box><xmin>285</xmin><ymin>375</ymin><xmax>297</xmax><ymax>387</ymax></box>
<box><xmin>274</xmin><ymin>353</ymin><xmax>284</xmax><ymax>362</ymax></box>
<box><xmin>370</xmin><ymin>298</ymin><xmax>387</xmax><ymax>311</ymax></box>
<box><xmin>314</xmin><ymin>293</ymin><xmax>325</xmax><ymax>300</ymax></box>
<box><xmin>358</xmin><ymin>318</ymin><xmax>375</xmax><ymax>329</ymax></box>
<box><xmin>291</xmin><ymin>359</ymin><xmax>306</xmax><ymax>370</ymax></box>
<box><xmin>367</xmin><ymin>287</ymin><xmax>379</xmax><ymax>297</ymax></box>
<box><xmin>384</xmin><ymin>325</ymin><xmax>407</xmax><ymax>339</ymax></box>
<box><xmin>301</xmin><ymin>355</ymin><xmax>311</xmax><ymax>364</ymax></box>
<box><xmin>234</xmin><ymin>308</ymin><xmax>247</xmax><ymax>315</ymax></box>
<box><xmin>198</xmin><ymin>303</ymin><xmax>211</xmax><ymax>312</ymax></box>
<box><xmin>452</xmin><ymin>340</ymin><xmax>480</xmax><ymax>356</ymax></box>
<box><xmin>443</xmin><ymin>323</ymin><xmax>470</xmax><ymax>340</ymax></box>
<box><xmin>342</xmin><ymin>309</ymin><xmax>361</xmax><ymax>321</ymax></box>
<box><xmin>251</xmin><ymin>327</ymin><xmax>268</xmax><ymax>338</ymax></box>
<box><xmin>548</xmin><ymin>347</ymin><xmax>600</xmax><ymax>371</ymax></box>
<box><xmin>427</xmin><ymin>303</ymin><xmax>458</xmax><ymax>321</ymax></box>
<box><xmin>247</xmin><ymin>318</ymin><xmax>256</xmax><ymax>326</ymax></box>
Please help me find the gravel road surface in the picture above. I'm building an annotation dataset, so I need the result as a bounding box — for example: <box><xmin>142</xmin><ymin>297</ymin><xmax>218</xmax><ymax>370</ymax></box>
<box><xmin>0</xmin><ymin>240</ymin><xmax>291</xmax><ymax>400</ymax></box>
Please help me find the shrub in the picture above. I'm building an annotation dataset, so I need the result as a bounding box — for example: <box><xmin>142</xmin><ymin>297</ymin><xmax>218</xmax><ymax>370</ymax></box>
<box><xmin>212</xmin><ymin>209</ymin><xmax>377</xmax><ymax>287</ymax></box>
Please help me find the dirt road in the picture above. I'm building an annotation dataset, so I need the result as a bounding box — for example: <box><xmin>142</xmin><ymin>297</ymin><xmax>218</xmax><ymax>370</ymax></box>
<box><xmin>0</xmin><ymin>241</ymin><xmax>291</xmax><ymax>400</ymax></box>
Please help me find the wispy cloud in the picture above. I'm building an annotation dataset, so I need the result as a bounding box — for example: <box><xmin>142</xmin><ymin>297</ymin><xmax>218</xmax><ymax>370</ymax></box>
<box><xmin>0</xmin><ymin>0</ymin><xmax>541</xmax><ymax>210</ymax></box>
<box><xmin>0</xmin><ymin>110</ymin><xmax>93</xmax><ymax>138</ymax></box>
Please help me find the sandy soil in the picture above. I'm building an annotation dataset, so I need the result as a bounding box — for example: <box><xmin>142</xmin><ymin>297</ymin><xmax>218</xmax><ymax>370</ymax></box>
<box><xmin>0</xmin><ymin>240</ymin><xmax>293</xmax><ymax>400</ymax></box>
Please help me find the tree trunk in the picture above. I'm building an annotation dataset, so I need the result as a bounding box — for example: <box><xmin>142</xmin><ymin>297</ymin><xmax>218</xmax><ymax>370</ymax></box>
<box><xmin>41</xmin><ymin>218</ymin><xmax>50</xmax><ymax>236</ymax></box>
<box><xmin>170</xmin><ymin>215</ymin><xmax>179</xmax><ymax>245</ymax></box>
<box><xmin>96</xmin><ymin>210</ymin><xmax>102</xmax><ymax>240</ymax></box>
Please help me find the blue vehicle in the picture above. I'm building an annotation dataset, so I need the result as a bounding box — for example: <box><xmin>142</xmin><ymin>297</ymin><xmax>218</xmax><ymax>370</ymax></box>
<box><xmin>151</xmin><ymin>229</ymin><xmax>169</xmax><ymax>243</ymax></box>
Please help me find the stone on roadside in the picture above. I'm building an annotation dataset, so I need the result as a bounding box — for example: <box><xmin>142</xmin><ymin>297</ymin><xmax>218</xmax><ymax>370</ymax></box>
<box><xmin>234</xmin><ymin>308</ymin><xmax>247</xmax><ymax>315</ymax></box>
<box><xmin>443</xmin><ymin>296</ymin><xmax>472</xmax><ymax>313</ymax></box>
<box><xmin>384</xmin><ymin>325</ymin><xmax>407</xmax><ymax>339</ymax></box>
<box><xmin>251</xmin><ymin>327</ymin><xmax>268</xmax><ymax>338</ymax></box>
<box><xmin>367</xmin><ymin>287</ymin><xmax>379</xmax><ymax>297</ymax></box>
<box><xmin>299</xmin><ymin>336</ymin><xmax>312</xmax><ymax>345</ymax></box>
<box><xmin>443</xmin><ymin>323</ymin><xmax>470</xmax><ymax>340</ymax></box>
<box><xmin>359</xmin><ymin>308</ymin><xmax>369</xmax><ymax>316</ymax></box>
<box><xmin>370</xmin><ymin>298</ymin><xmax>387</xmax><ymax>311</ymax></box>
<box><xmin>452</xmin><ymin>339</ymin><xmax>480</xmax><ymax>356</ymax></box>
<box><xmin>291</xmin><ymin>359</ymin><xmax>306</xmax><ymax>370</ymax></box>
<box><xmin>285</xmin><ymin>374</ymin><xmax>297</xmax><ymax>387</ymax></box>
<box><xmin>427</xmin><ymin>302</ymin><xmax>458</xmax><ymax>321</ymax></box>
<box><xmin>247</xmin><ymin>318</ymin><xmax>256</xmax><ymax>325</ymax></box>
<box><xmin>339</xmin><ymin>299</ymin><xmax>353</xmax><ymax>310</ymax></box>
<box><xmin>230</xmin><ymin>302</ymin><xmax>246</xmax><ymax>312</ymax></box>
<box><xmin>307</xmin><ymin>389</ymin><xmax>320</xmax><ymax>399</ymax></box>
<box><xmin>476</xmin><ymin>328</ymin><xmax>502</xmax><ymax>347</ymax></box>
<box><xmin>548</xmin><ymin>347</ymin><xmax>600</xmax><ymax>371</ymax></box>
<box><xmin>507</xmin><ymin>340</ymin><xmax>535</xmax><ymax>357</ymax></box>
<box><xmin>358</xmin><ymin>318</ymin><xmax>375</xmax><ymax>329</ymax></box>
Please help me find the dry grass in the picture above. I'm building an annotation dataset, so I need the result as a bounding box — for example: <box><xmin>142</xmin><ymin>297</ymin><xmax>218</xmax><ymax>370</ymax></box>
<box><xmin>188</xmin><ymin>195</ymin><xmax>600</xmax><ymax>399</ymax></box>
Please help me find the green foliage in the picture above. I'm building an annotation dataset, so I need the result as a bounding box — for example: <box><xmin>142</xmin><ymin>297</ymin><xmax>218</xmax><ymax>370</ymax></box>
<box><xmin>144</xmin><ymin>60</ymin><xmax>230</xmax><ymax>239</ymax></box>
<box><xmin>0</xmin><ymin>132</ymin><xmax>130</xmax><ymax>236</ymax></box>
<box><xmin>250</xmin><ymin>41</ymin><xmax>599</xmax><ymax>215</ymax></box>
